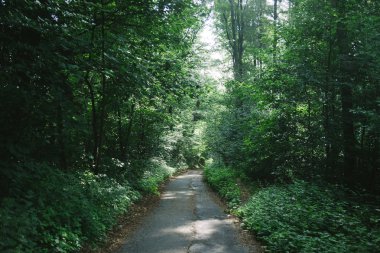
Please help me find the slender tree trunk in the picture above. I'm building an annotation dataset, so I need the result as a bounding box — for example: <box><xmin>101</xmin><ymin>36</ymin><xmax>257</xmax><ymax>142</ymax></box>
<box><xmin>138</xmin><ymin>114</ymin><xmax>146</xmax><ymax>156</ymax></box>
<box><xmin>56</xmin><ymin>103</ymin><xmax>67</xmax><ymax>171</ymax></box>
<box><xmin>117</xmin><ymin>104</ymin><xmax>125</xmax><ymax>159</ymax></box>
<box><xmin>85</xmin><ymin>74</ymin><xmax>98</xmax><ymax>168</ymax></box>
<box><xmin>227</xmin><ymin>0</ymin><xmax>244</xmax><ymax>81</ymax></box>
<box><xmin>324</xmin><ymin>18</ymin><xmax>337</xmax><ymax>173</ymax></box>
<box><xmin>257</xmin><ymin>0</ymin><xmax>263</xmax><ymax>77</ymax></box>
<box><xmin>370</xmin><ymin>133</ymin><xmax>379</xmax><ymax>192</ymax></box>
<box><xmin>340</xmin><ymin>79</ymin><xmax>355</xmax><ymax>182</ymax></box>
<box><xmin>334</xmin><ymin>0</ymin><xmax>356</xmax><ymax>183</ymax></box>
<box><xmin>229</xmin><ymin>0</ymin><xmax>238</xmax><ymax>79</ymax></box>
<box><xmin>84</xmin><ymin>20</ymin><xmax>99</xmax><ymax>172</ymax></box>
<box><xmin>237</xmin><ymin>0</ymin><xmax>244</xmax><ymax>78</ymax></box>
<box><xmin>273</xmin><ymin>0</ymin><xmax>278</xmax><ymax>63</ymax></box>
<box><xmin>125</xmin><ymin>103</ymin><xmax>135</xmax><ymax>161</ymax></box>
<box><xmin>95</xmin><ymin>0</ymin><xmax>107</xmax><ymax>172</ymax></box>
<box><xmin>370</xmin><ymin>86</ymin><xmax>380</xmax><ymax>191</ymax></box>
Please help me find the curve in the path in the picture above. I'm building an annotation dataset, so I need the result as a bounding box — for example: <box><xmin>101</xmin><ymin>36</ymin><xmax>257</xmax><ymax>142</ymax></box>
<box><xmin>116</xmin><ymin>170</ymin><xmax>252</xmax><ymax>253</ymax></box>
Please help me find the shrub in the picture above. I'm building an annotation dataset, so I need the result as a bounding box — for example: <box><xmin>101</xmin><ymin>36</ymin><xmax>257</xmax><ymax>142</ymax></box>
<box><xmin>0</xmin><ymin>157</ymin><xmax>185</xmax><ymax>252</ymax></box>
<box><xmin>137</xmin><ymin>158</ymin><xmax>177</xmax><ymax>195</ymax></box>
<box><xmin>204</xmin><ymin>165</ymin><xmax>241</xmax><ymax>209</ymax></box>
<box><xmin>0</xmin><ymin>162</ymin><xmax>140</xmax><ymax>252</ymax></box>
<box><xmin>236</xmin><ymin>181</ymin><xmax>380</xmax><ymax>252</ymax></box>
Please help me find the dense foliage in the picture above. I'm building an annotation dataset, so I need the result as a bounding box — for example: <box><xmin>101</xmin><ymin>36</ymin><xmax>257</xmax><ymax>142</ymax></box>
<box><xmin>0</xmin><ymin>0</ymin><xmax>207</xmax><ymax>252</ymax></box>
<box><xmin>237</xmin><ymin>182</ymin><xmax>380</xmax><ymax>252</ymax></box>
<box><xmin>204</xmin><ymin>164</ymin><xmax>241</xmax><ymax>208</ymax></box>
<box><xmin>0</xmin><ymin>166</ymin><xmax>140</xmax><ymax>252</ymax></box>
<box><xmin>210</xmin><ymin>0</ymin><xmax>380</xmax><ymax>188</ymax></box>
<box><xmin>1</xmin><ymin>0</ymin><xmax>379</xmax><ymax>252</ymax></box>
<box><xmin>205</xmin><ymin>0</ymin><xmax>380</xmax><ymax>252</ymax></box>
<box><xmin>205</xmin><ymin>165</ymin><xmax>380</xmax><ymax>252</ymax></box>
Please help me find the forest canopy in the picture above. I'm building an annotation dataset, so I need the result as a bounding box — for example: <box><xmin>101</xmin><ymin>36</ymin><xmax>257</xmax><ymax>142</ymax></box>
<box><xmin>204</xmin><ymin>0</ymin><xmax>380</xmax><ymax>252</ymax></box>
<box><xmin>209</xmin><ymin>0</ymin><xmax>380</xmax><ymax>189</ymax></box>
<box><xmin>0</xmin><ymin>0</ymin><xmax>379</xmax><ymax>252</ymax></box>
<box><xmin>0</xmin><ymin>0</ymin><xmax>208</xmax><ymax>251</ymax></box>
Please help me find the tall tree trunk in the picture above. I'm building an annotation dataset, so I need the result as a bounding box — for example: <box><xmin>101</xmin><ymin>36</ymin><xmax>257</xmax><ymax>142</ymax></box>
<box><xmin>124</xmin><ymin>103</ymin><xmax>135</xmax><ymax>161</ymax></box>
<box><xmin>334</xmin><ymin>0</ymin><xmax>355</xmax><ymax>183</ymax></box>
<box><xmin>273</xmin><ymin>0</ymin><xmax>278</xmax><ymax>63</ymax></box>
<box><xmin>370</xmin><ymin>133</ymin><xmax>379</xmax><ymax>192</ymax></box>
<box><xmin>117</xmin><ymin>104</ymin><xmax>125</xmax><ymax>160</ymax></box>
<box><xmin>370</xmin><ymin>85</ymin><xmax>380</xmax><ymax>191</ymax></box>
<box><xmin>324</xmin><ymin>17</ymin><xmax>338</xmax><ymax>174</ymax></box>
<box><xmin>84</xmin><ymin>21</ymin><xmax>100</xmax><ymax>172</ymax></box>
<box><xmin>226</xmin><ymin>0</ymin><xmax>244</xmax><ymax>81</ymax></box>
<box><xmin>85</xmin><ymin>74</ymin><xmax>98</xmax><ymax>169</ymax></box>
<box><xmin>229</xmin><ymin>0</ymin><xmax>239</xmax><ymax>79</ymax></box>
<box><xmin>237</xmin><ymin>0</ymin><xmax>244</xmax><ymax>78</ymax></box>
<box><xmin>56</xmin><ymin>103</ymin><xmax>67</xmax><ymax>171</ymax></box>
<box><xmin>95</xmin><ymin>0</ymin><xmax>108</xmax><ymax>172</ymax></box>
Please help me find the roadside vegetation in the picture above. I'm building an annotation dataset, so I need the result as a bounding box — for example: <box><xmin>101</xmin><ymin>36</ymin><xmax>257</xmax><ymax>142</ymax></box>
<box><xmin>0</xmin><ymin>1</ymin><xmax>207</xmax><ymax>252</ymax></box>
<box><xmin>1</xmin><ymin>0</ymin><xmax>380</xmax><ymax>252</ymax></box>
<box><xmin>0</xmin><ymin>159</ymin><xmax>183</xmax><ymax>253</ymax></box>
<box><xmin>204</xmin><ymin>165</ymin><xmax>380</xmax><ymax>252</ymax></box>
<box><xmin>204</xmin><ymin>0</ymin><xmax>380</xmax><ymax>252</ymax></box>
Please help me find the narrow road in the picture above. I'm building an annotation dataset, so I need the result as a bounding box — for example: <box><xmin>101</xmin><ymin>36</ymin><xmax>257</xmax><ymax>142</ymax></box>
<box><xmin>116</xmin><ymin>170</ymin><xmax>258</xmax><ymax>253</ymax></box>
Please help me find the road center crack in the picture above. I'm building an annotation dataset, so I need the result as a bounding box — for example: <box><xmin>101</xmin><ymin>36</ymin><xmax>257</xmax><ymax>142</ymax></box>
<box><xmin>187</xmin><ymin>177</ymin><xmax>199</xmax><ymax>253</ymax></box>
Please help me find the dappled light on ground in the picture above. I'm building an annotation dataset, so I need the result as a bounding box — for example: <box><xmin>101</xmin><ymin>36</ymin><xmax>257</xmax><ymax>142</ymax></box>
<box><xmin>117</xmin><ymin>171</ymin><xmax>258</xmax><ymax>253</ymax></box>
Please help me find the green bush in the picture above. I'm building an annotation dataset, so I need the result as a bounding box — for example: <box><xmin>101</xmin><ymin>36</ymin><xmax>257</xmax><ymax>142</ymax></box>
<box><xmin>137</xmin><ymin>158</ymin><xmax>177</xmax><ymax>195</ymax></box>
<box><xmin>0</xmin><ymin>157</ymin><xmax>184</xmax><ymax>252</ymax></box>
<box><xmin>236</xmin><ymin>181</ymin><xmax>380</xmax><ymax>252</ymax></box>
<box><xmin>204</xmin><ymin>165</ymin><xmax>241</xmax><ymax>208</ymax></box>
<box><xmin>0</xmin><ymin>163</ymin><xmax>140</xmax><ymax>253</ymax></box>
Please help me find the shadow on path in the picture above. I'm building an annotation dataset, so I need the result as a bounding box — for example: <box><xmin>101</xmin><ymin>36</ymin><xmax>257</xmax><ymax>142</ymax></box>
<box><xmin>116</xmin><ymin>171</ymin><xmax>260</xmax><ymax>253</ymax></box>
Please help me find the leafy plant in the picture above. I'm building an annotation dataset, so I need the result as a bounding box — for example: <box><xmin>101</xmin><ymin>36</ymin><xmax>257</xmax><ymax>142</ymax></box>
<box><xmin>236</xmin><ymin>181</ymin><xmax>380</xmax><ymax>252</ymax></box>
<box><xmin>204</xmin><ymin>165</ymin><xmax>241</xmax><ymax>209</ymax></box>
<box><xmin>0</xmin><ymin>163</ymin><xmax>140</xmax><ymax>252</ymax></box>
<box><xmin>137</xmin><ymin>158</ymin><xmax>177</xmax><ymax>195</ymax></box>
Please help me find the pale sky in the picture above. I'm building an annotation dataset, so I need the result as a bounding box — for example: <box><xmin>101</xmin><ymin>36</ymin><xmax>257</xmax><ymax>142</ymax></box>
<box><xmin>196</xmin><ymin>11</ymin><xmax>231</xmax><ymax>90</ymax></box>
<box><xmin>195</xmin><ymin>0</ymin><xmax>289</xmax><ymax>89</ymax></box>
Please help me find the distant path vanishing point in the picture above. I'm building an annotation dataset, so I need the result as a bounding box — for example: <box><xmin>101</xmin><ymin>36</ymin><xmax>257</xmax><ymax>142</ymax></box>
<box><xmin>116</xmin><ymin>170</ymin><xmax>261</xmax><ymax>253</ymax></box>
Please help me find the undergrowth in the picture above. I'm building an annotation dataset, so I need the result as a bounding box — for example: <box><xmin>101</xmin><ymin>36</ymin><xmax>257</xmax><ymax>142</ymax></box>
<box><xmin>204</xmin><ymin>165</ymin><xmax>380</xmax><ymax>252</ymax></box>
<box><xmin>204</xmin><ymin>164</ymin><xmax>241</xmax><ymax>209</ymax></box>
<box><xmin>137</xmin><ymin>158</ymin><xmax>178</xmax><ymax>195</ymax></box>
<box><xmin>0</xmin><ymin>159</ymin><xmax>180</xmax><ymax>253</ymax></box>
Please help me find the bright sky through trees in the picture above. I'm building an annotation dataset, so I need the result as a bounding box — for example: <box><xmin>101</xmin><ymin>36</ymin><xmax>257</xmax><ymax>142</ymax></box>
<box><xmin>1</xmin><ymin>0</ymin><xmax>379</xmax><ymax>252</ymax></box>
<box><xmin>198</xmin><ymin>11</ymin><xmax>231</xmax><ymax>89</ymax></box>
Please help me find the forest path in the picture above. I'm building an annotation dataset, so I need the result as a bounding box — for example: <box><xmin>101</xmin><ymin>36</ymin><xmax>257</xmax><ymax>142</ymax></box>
<box><xmin>116</xmin><ymin>170</ymin><xmax>259</xmax><ymax>253</ymax></box>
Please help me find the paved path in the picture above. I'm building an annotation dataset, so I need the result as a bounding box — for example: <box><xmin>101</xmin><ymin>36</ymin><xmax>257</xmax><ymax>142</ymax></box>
<box><xmin>116</xmin><ymin>170</ymin><xmax>254</xmax><ymax>253</ymax></box>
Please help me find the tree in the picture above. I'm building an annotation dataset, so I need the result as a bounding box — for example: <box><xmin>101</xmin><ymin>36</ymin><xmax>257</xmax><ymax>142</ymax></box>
<box><xmin>208</xmin><ymin>0</ymin><xmax>380</xmax><ymax>190</ymax></box>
